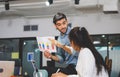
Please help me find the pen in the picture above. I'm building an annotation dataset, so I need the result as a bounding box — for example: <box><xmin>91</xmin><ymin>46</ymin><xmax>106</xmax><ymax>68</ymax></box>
<box><xmin>56</xmin><ymin>68</ymin><xmax>60</xmax><ymax>73</ymax></box>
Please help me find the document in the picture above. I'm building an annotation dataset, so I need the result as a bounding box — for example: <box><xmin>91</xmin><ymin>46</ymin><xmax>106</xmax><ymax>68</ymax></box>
<box><xmin>36</xmin><ymin>36</ymin><xmax>56</xmax><ymax>53</ymax></box>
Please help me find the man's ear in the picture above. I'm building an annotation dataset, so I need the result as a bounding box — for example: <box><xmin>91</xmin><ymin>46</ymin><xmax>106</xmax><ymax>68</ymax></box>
<box><xmin>54</xmin><ymin>25</ymin><xmax>56</xmax><ymax>28</ymax></box>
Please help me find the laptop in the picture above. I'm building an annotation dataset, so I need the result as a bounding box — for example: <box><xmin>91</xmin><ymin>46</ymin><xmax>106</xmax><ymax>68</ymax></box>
<box><xmin>0</xmin><ymin>61</ymin><xmax>15</xmax><ymax>77</ymax></box>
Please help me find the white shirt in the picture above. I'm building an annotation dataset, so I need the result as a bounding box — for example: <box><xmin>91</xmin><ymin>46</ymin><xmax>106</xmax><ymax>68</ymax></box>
<box><xmin>68</xmin><ymin>48</ymin><xmax>108</xmax><ymax>77</ymax></box>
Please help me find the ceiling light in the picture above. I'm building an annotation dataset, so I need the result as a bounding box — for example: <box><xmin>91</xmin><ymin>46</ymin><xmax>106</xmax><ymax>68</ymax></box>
<box><xmin>5</xmin><ymin>0</ymin><xmax>9</xmax><ymax>10</ymax></box>
<box><xmin>45</xmin><ymin>0</ymin><xmax>53</xmax><ymax>6</ymax></box>
<box><xmin>102</xmin><ymin>35</ymin><xmax>105</xmax><ymax>38</ymax></box>
<box><xmin>48</xmin><ymin>0</ymin><xmax>53</xmax><ymax>4</ymax></box>
<box><xmin>93</xmin><ymin>41</ymin><xmax>100</xmax><ymax>44</ymax></box>
<box><xmin>45</xmin><ymin>1</ymin><xmax>50</xmax><ymax>6</ymax></box>
<box><xmin>75</xmin><ymin>0</ymin><xmax>79</xmax><ymax>5</ymax></box>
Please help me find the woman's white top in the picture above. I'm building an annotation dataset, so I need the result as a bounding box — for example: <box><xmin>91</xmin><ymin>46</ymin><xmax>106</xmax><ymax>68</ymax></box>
<box><xmin>68</xmin><ymin>48</ymin><xmax>108</xmax><ymax>77</ymax></box>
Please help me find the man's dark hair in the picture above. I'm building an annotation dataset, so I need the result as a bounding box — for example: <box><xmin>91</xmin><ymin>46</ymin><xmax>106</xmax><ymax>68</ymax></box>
<box><xmin>53</xmin><ymin>12</ymin><xmax>67</xmax><ymax>24</ymax></box>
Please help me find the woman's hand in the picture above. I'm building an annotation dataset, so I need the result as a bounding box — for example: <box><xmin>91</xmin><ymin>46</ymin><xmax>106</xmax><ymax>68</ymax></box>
<box><xmin>51</xmin><ymin>72</ymin><xmax>68</xmax><ymax>77</ymax></box>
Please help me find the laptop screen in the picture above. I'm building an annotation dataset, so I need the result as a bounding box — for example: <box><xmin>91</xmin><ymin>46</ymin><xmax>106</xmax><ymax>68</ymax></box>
<box><xmin>0</xmin><ymin>61</ymin><xmax>15</xmax><ymax>77</ymax></box>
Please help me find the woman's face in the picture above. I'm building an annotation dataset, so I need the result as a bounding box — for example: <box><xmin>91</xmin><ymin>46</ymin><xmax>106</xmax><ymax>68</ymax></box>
<box><xmin>70</xmin><ymin>40</ymin><xmax>80</xmax><ymax>52</ymax></box>
<box><xmin>70</xmin><ymin>41</ymin><xmax>74</xmax><ymax>49</ymax></box>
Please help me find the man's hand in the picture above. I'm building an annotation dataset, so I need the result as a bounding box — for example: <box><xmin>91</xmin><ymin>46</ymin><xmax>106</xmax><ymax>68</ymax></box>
<box><xmin>51</xmin><ymin>72</ymin><xmax>67</xmax><ymax>77</ymax></box>
<box><xmin>48</xmin><ymin>38</ymin><xmax>62</xmax><ymax>48</ymax></box>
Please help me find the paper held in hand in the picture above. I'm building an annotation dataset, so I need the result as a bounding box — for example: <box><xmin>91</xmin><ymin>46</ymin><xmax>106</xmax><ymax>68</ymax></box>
<box><xmin>36</xmin><ymin>36</ymin><xmax>56</xmax><ymax>53</ymax></box>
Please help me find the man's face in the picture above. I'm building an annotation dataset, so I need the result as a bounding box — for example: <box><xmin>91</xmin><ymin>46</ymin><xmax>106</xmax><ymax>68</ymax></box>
<box><xmin>55</xmin><ymin>18</ymin><xmax>68</xmax><ymax>34</ymax></box>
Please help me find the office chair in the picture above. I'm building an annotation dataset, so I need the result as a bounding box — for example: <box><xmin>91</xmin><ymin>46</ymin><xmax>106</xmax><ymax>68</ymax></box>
<box><xmin>105</xmin><ymin>56</ymin><xmax>112</xmax><ymax>77</ymax></box>
<box><xmin>31</xmin><ymin>60</ymin><xmax>48</xmax><ymax>77</ymax></box>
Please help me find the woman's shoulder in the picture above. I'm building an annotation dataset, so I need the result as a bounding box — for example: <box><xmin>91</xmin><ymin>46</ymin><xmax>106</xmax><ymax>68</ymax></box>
<box><xmin>80</xmin><ymin>48</ymin><xmax>94</xmax><ymax>59</ymax></box>
<box><xmin>81</xmin><ymin>48</ymin><xmax>91</xmax><ymax>54</ymax></box>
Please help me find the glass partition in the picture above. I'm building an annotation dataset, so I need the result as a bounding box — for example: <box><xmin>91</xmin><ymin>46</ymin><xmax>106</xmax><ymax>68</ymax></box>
<box><xmin>91</xmin><ymin>34</ymin><xmax>120</xmax><ymax>77</ymax></box>
<box><xmin>0</xmin><ymin>39</ymin><xmax>19</xmax><ymax>60</ymax></box>
<box><xmin>0</xmin><ymin>34</ymin><xmax>120</xmax><ymax>77</ymax></box>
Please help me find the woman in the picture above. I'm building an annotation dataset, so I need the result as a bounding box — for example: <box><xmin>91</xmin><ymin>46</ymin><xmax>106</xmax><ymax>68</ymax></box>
<box><xmin>51</xmin><ymin>26</ymin><xmax>108</xmax><ymax>77</ymax></box>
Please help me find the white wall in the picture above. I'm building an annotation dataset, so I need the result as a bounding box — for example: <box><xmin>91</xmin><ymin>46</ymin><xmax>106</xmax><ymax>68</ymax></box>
<box><xmin>71</xmin><ymin>13</ymin><xmax>120</xmax><ymax>34</ymax></box>
<box><xmin>0</xmin><ymin>12</ymin><xmax>120</xmax><ymax>38</ymax></box>
<box><xmin>0</xmin><ymin>17</ymin><xmax>59</xmax><ymax>38</ymax></box>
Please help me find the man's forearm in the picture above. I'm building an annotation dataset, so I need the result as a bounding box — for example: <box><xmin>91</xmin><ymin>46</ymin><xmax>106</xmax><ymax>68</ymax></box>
<box><xmin>56</xmin><ymin>42</ymin><xmax>72</xmax><ymax>54</ymax></box>
<box><xmin>50</xmin><ymin>55</ymin><xmax>59</xmax><ymax>62</ymax></box>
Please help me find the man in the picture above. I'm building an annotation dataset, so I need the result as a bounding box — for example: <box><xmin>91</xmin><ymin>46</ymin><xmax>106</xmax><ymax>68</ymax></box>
<box><xmin>43</xmin><ymin>12</ymin><xmax>78</xmax><ymax>77</ymax></box>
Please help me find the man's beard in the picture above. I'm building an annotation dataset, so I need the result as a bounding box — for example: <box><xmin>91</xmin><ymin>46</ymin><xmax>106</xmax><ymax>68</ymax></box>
<box><xmin>57</xmin><ymin>27</ymin><xmax>68</xmax><ymax>34</ymax></box>
<box><xmin>57</xmin><ymin>28</ymin><xmax>67</xmax><ymax>34</ymax></box>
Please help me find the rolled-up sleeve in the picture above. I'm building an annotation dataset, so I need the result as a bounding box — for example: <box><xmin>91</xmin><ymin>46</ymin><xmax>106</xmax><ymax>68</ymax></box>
<box><xmin>56</xmin><ymin>55</ymin><xmax>64</xmax><ymax>63</ymax></box>
<box><xmin>69</xmin><ymin>46</ymin><xmax>77</xmax><ymax>55</ymax></box>
<box><xmin>56</xmin><ymin>47</ymin><xmax>65</xmax><ymax>63</ymax></box>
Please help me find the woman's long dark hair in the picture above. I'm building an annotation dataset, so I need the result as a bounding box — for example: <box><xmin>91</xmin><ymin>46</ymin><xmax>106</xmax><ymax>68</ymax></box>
<box><xmin>69</xmin><ymin>26</ymin><xmax>107</xmax><ymax>75</ymax></box>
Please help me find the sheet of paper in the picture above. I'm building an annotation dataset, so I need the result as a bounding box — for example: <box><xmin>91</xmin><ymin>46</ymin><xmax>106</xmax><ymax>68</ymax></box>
<box><xmin>11</xmin><ymin>52</ymin><xmax>19</xmax><ymax>59</ymax></box>
<box><xmin>36</xmin><ymin>36</ymin><xmax>56</xmax><ymax>53</ymax></box>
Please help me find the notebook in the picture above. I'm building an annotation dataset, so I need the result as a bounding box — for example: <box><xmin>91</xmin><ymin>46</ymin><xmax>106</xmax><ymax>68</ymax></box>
<box><xmin>0</xmin><ymin>61</ymin><xmax>15</xmax><ymax>77</ymax></box>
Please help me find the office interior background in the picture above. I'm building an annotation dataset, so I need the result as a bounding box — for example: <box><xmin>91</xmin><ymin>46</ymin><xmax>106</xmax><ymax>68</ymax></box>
<box><xmin>0</xmin><ymin>0</ymin><xmax>120</xmax><ymax>77</ymax></box>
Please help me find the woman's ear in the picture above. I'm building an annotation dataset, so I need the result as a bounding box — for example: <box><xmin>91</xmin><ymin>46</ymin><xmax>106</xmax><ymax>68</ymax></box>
<box><xmin>71</xmin><ymin>41</ymin><xmax>80</xmax><ymax>51</ymax></box>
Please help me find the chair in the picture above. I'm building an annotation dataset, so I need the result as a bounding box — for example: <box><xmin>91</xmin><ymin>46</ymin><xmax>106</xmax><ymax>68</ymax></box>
<box><xmin>31</xmin><ymin>60</ymin><xmax>48</xmax><ymax>77</ymax></box>
<box><xmin>105</xmin><ymin>56</ymin><xmax>112</xmax><ymax>77</ymax></box>
<box><xmin>105</xmin><ymin>56</ymin><xmax>109</xmax><ymax>66</ymax></box>
<box><xmin>118</xmin><ymin>72</ymin><xmax>120</xmax><ymax>77</ymax></box>
<box><xmin>33</xmin><ymin>69</ymin><xmax>48</xmax><ymax>77</ymax></box>
<box><xmin>39</xmin><ymin>69</ymin><xmax>48</xmax><ymax>77</ymax></box>
<box><xmin>108</xmin><ymin>59</ymin><xmax>112</xmax><ymax>77</ymax></box>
